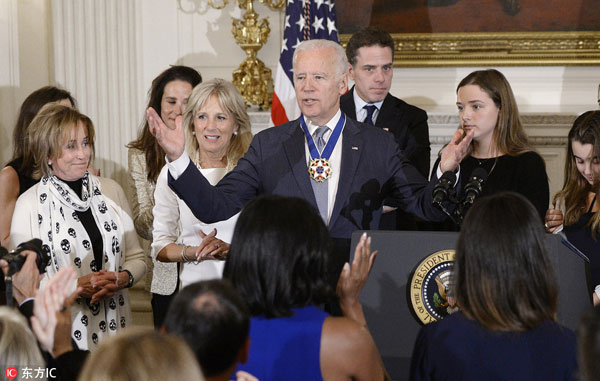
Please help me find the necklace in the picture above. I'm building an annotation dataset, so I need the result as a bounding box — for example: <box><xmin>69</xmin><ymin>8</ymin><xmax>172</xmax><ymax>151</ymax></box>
<box><xmin>474</xmin><ymin>157</ymin><xmax>498</xmax><ymax>176</ymax></box>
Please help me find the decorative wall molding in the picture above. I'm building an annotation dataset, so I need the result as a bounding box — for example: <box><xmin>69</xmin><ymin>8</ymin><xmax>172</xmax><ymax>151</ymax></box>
<box><xmin>51</xmin><ymin>0</ymin><xmax>142</xmax><ymax>185</ymax></box>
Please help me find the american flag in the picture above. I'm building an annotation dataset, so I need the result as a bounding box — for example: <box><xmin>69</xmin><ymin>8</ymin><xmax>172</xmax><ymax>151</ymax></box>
<box><xmin>270</xmin><ymin>0</ymin><xmax>339</xmax><ymax>126</ymax></box>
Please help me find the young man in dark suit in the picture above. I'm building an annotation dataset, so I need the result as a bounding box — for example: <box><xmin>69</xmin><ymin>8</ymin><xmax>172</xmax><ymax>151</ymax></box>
<box><xmin>149</xmin><ymin>39</ymin><xmax>471</xmax><ymax>281</ymax></box>
<box><xmin>341</xmin><ymin>28</ymin><xmax>431</xmax><ymax>230</ymax></box>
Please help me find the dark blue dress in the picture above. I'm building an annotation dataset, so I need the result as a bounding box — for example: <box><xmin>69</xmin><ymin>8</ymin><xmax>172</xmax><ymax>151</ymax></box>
<box><xmin>236</xmin><ymin>306</ymin><xmax>328</xmax><ymax>381</ymax></box>
<box><xmin>564</xmin><ymin>196</ymin><xmax>600</xmax><ymax>290</ymax></box>
<box><xmin>410</xmin><ymin>311</ymin><xmax>577</xmax><ymax>381</ymax></box>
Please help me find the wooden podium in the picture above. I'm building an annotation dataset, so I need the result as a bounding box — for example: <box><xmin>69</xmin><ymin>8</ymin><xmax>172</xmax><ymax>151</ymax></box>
<box><xmin>350</xmin><ymin>231</ymin><xmax>590</xmax><ymax>381</ymax></box>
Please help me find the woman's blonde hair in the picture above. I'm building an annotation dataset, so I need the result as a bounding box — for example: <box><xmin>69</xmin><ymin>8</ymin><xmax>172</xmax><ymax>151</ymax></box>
<box><xmin>457</xmin><ymin>69</ymin><xmax>533</xmax><ymax>156</ymax></box>
<box><xmin>78</xmin><ymin>328</ymin><xmax>204</xmax><ymax>381</ymax></box>
<box><xmin>183</xmin><ymin>78</ymin><xmax>252</xmax><ymax>172</ymax></box>
<box><xmin>554</xmin><ymin>111</ymin><xmax>600</xmax><ymax>236</ymax></box>
<box><xmin>26</xmin><ymin>103</ymin><xmax>95</xmax><ymax>179</ymax></box>
<box><xmin>0</xmin><ymin>307</ymin><xmax>45</xmax><ymax>375</ymax></box>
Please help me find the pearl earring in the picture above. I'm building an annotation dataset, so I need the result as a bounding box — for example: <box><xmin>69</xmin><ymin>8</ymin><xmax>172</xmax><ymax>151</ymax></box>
<box><xmin>233</xmin><ymin>131</ymin><xmax>238</xmax><ymax>136</ymax></box>
<box><xmin>192</xmin><ymin>131</ymin><xmax>196</xmax><ymax>135</ymax></box>
<box><xmin>48</xmin><ymin>161</ymin><xmax>52</xmax><ymax>166</ymax></box>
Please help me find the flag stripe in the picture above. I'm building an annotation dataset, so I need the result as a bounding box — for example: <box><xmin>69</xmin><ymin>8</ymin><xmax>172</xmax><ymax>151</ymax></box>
<box><xmin>270</xmin><ymin>0</ymin><xmax>339</xmax><ymax>127</ymax></box>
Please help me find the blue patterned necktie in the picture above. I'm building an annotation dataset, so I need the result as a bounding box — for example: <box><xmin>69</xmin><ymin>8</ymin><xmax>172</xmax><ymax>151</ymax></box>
<box><xmin>363</xmin><ymin>105</ymin><xmax>377</xmax><ymax>126</ymax></box>
<box><xmin>311</xmin><ymin>125</ymin><xmax>329</xmax><ymax>224</ymax></box>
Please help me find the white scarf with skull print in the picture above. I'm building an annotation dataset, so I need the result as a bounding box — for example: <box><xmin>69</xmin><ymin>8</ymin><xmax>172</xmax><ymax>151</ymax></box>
<box><xmin>37</xmin><ymin>172</ymin><xmax>130</xmax><ymax>351</ymax></box>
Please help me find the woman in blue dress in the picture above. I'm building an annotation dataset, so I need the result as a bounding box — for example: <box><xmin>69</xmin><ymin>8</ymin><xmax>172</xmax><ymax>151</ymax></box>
<box><xmin>224</xmin><ymin>195</ymin><xmax>388</xmax><ymax>381</ymax></box>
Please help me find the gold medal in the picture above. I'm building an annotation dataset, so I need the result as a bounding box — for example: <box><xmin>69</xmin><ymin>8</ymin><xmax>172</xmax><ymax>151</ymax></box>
<box><xmin>308</xmin><ymin>158</ymin><xmax>332</xmax><ymax>183</ymax></box>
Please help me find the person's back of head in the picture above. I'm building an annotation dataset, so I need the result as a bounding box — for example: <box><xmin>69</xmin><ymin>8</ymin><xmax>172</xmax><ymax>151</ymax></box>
<box><xmin>224</xmin><ymin>195</ymin><xmax>334</xmax><ymax>318</ymax></box>
<box><xmin>0</xmin><ymin>306</ymin><xmax>45</xmax><ymax>375</ymax></box>
<box><xmin>454</xmin><ymin>191</ymin><xmax>558</xmax><ymax>331</ymax></box>
<box><xmin>78</xmin><ymin>327</ymin><xmax>204</xmax><ymax>381</ymax></box>
<box><xmin>163</xmin><ymin>279</ymin><xmax>249</xmax><ymax>380</ymax></box>
<box><xmin>578</xmin><ymin>306</ymin><xmax>600</xmax><ymax>381</ymax></box>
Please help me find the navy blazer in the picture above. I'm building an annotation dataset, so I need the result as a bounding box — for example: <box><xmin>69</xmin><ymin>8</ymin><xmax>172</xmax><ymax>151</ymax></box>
<box><xmin>340</xmin><ymin>87</ymin><xmax>431</xmax><ymax>178</ymax></box>
<box><xmin>168</xmin><ymin>115</ymin><xmax>444</xmax><ymax>267</ymax></box>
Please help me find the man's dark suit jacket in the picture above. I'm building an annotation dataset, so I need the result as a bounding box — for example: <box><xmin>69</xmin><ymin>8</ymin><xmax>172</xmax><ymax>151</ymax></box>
<box><xmin>340</xmin><ymin>87</ymin><xmax>430</xmax><ymax>178</ymax></box>
<box><xmin>341</xmin><ymin>88</ymin><xmax>432</xmax><ymax>230</ymax></box>
<box><xmin>168</xmin><ymin>115</ymin><xmax>443</xmax><ymax>275</ymax></box>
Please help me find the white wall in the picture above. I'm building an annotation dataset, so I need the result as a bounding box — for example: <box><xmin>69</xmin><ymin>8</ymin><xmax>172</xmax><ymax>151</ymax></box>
<box><xmin>0</xmin><ymin>0</ymin><xmax>51</xmax><ymax>165</ymax></box>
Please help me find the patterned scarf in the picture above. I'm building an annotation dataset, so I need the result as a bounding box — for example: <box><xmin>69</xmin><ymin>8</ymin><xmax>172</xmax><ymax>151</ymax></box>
<box><xmin>37</xmin><ymin>172</ymin><xmax>130</xmax><ymax>350</ymax></box>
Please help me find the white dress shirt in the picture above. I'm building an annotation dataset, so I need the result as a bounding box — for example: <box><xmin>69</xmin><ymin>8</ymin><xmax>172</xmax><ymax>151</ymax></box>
<box><xmin>353</xmin><ymin>88</ymin><xmax>384</xmax><ymax>125</ymax></box>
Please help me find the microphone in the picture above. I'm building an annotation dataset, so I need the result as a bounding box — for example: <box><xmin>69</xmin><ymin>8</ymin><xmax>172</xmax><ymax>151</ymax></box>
<box><xmin>432</xmin><ymin>170</ymin><xmax>457</xmax><ymax>205</ymax></box>
<box><xmin>462</xmin><ymin>167</ymin><xmax>488</xmax><ymax>206</ymax></box>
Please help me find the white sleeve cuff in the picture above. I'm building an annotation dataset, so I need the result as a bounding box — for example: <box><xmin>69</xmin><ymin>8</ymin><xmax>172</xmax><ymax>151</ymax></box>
<box><xmin>595</xmin><ymin>284</ymin><xmax>600</xmax><ymax>299</ymax></box>
<box><xmin>166</xmin><ymin>152</ymin><xmax>190</xmax><ymax>181</ymax></box>
<box><xmin>436</xmin><ymin>164</ymin><xmax>460</xmax><ymax>187</ymax></box>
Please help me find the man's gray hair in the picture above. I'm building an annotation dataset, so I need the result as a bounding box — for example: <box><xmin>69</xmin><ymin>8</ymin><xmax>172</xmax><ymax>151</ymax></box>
<box><xmin>292</xmin><ymin>39</ymin><xmax>349</xmax><ymax>77</ymax></box>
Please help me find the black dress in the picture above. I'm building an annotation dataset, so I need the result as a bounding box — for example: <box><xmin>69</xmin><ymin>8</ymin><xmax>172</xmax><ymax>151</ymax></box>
<box><xmin>564</xmin><ymin>196</ymin><xmax>600</xmax><ymax>292</ymax></box>
<box><xmin>6</xmin><ymin>157</ymin><xmax>37</xmax><ymax>196</ymax></box>
<box><xmin>432</xmin><ymin>151</ymin><xmax>549</xmax><ymax>230</ymax></box>
<box><xmin>1</xmin><ymin>157</ymin><xmax>37</xmax><ymax>305</ymax></box>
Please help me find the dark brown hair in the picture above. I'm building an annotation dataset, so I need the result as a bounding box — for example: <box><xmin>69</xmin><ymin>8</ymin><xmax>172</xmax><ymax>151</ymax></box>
<box><xmin>346</xmin><ymin>27</ymin><xmax>394</xmax><ymax>66</ymax></box>
<box><xmin>127</xmin><ymin>66</ymin><xmax>202</xmax><ymax>183</ymax></box>
<box><xmin>454</xmin><ymin>192</ymin><xmax>558</xmax><ymax>331</ymax></box>
<box><xmin>554</xmin><ymin>110</ymin><xmax>600</xmax><ymax>235</ymax></box>
<box><xmin>12</xmin><ymin>86</ymin><xmax>76</xmax><ymax>170</ymax></box>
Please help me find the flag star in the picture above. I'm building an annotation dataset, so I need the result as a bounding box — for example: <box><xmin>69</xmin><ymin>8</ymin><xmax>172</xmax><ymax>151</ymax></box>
<box><xmin>326</xmin><ymin>17</ymin><xmax>337</xmax><ymax>35</ymax></box>
<box><xmin>282</xmin><ymin>38</ymin><xmax>288</xmax><ymax>52</ymax></box>
<box><xmin>287</xmin><ymin>0</ymin><xmax>293</xmax><ymax>4</ymax></box>
<box><xmin>314</xmin><ymin>0</ymin><xmax>325</xmax><ymax>9</ymax></box>
<box><xmin>292</xmin><ymin>38</ymin><xmax>302</xmax><ymax>49</ymax></box>
<box><xmin>296</xmin><ymin>15</ymin><xmax>306</xmax><ymax>32</ymax></box>
<box><xmin>325</xmin><ymin>0</ymin><xmax>334</xmax><ymax>11</ymax></box>
<box><xmin>312</xmin><ymin>16</ymin><xmax>324</xmax><ymax>34</ymax></box>
<box><xmin>285</xmin><ymin>15</ymin><xmax>290</xmax><ymax>29</ymax></box>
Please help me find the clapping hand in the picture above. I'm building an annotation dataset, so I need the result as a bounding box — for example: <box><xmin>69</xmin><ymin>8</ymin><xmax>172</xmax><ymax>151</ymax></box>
<box><xmin>30</xmin><ymin>266</ymin><xmax>81</xmax><ymax>355</ymax></box>
<box><xmin>545</xmin><ymin>200</ymin><xmax>563</xmax><ymax>233</ymax></box>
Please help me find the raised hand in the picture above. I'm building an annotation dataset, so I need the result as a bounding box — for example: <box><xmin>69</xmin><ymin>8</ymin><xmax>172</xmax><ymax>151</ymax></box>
<box><xmin>336</xmin><ymin>232</ymin><xmax>378</xmax><ymax>326</ymax></box>
<box><xmin>147</xmin><ymin>107</ymin><xmax>186</xmax><ymax>161</ymax></box>
<box><xmin>439</xmin><ymin>128</ymin><xmax>474</xmax><ymax>173</ymax></box>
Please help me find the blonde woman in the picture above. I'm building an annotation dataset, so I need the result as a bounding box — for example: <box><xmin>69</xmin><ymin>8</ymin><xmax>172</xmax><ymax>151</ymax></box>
<box><xmin>10</xmin><ymin>104</ymin><xmax>146</xmax><ymax>350</ymax></box>
<box><xmin>78</xmin><ymin>328</ymin><xmax>204</xmax><ymax>381</ymax></box>
<box><xmin>151</xmin><ymin>78</ymin><xmax>252</xmax><ymax>290</ymax></box>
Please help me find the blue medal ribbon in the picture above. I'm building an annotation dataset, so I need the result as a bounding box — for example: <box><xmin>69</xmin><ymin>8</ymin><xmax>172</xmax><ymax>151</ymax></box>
<box><xmin>299</xmin><ymin>113</ymin><xmax>345</xmax><ymax>160</ymax></box>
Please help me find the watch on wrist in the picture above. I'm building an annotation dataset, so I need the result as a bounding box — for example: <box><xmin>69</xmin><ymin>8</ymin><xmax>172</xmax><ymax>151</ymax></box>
<box><xmin>123</xmin><ymin>270</ymin><xmax>134</xmax><ymax>288</ymax></box>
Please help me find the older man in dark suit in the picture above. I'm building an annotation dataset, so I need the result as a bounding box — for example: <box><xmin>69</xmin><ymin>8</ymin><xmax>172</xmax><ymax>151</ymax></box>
<box><xmin>341</xmin><ymin>28</ymin><xmax>431</xmax><ymax>230</ymax></box>
<box><xmin>148</xmin><ymin>39</ymin><xmax>471</xmax><ymax>280</ymax></box>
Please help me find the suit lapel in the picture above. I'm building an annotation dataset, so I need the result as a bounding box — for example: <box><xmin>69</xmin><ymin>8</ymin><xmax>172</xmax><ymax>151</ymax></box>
<box><xmin>282</xmin><ymin>120</ymin><xmax>319</xmax><ymax>207</ymax></box>
<box><xmin>375</xmin><ymin>93</ymin><xmax>396</xmax><ymax>128</ymax></box>
<box><xmin>330</xmin><ymin>118</ymin><xmax>362</xmax><ymax>228</ymax></box>
<box><xmin>341</xmin><ymin>87</ymin><xmax>358</xmax><ymax>120</ymax></box>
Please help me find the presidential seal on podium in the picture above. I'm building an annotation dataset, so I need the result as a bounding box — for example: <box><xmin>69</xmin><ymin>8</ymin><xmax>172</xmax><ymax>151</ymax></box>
<box><xmin>410</xmin><ymin>250</ymin><xmax>456</xmax><ymax>324</ymax></box>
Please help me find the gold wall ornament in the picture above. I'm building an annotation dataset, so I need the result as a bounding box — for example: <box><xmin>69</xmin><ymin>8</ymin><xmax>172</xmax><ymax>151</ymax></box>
<box><xmin>339</xmin><ymin>31</ymin><xmax>600</xmax><ymax>67</ymax></box>
<box><xmin>232</xmin><ymin>0</ymin><xmax>277</xmax><ymax>110</ymax></box>
<box><xmin>178</xmin><ymin>0</ymin><xmax>285</xmax><ymax>109</ymax></box>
